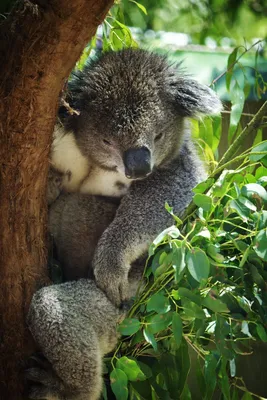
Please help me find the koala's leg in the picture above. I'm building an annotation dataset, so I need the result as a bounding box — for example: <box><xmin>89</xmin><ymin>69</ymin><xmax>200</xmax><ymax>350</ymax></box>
<box><xmin>49</xmin><ymin>194</ymin><xmax>119</xmax><ymax>280</ymax></box>
<box><xmin>27</xmin><ymin>281</ymin><xmax>120</xmax><ymax>400</ymax></box>
<box><xmin>26</xmin><ymin>342</ymin><xmax>102</xmax><ymax>400</ymax></box>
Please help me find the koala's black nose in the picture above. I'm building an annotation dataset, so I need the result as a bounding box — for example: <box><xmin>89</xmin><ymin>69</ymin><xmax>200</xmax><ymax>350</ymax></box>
<box><xmin>123</xmin><ymin>147</ymin><xmax>152</xmax><ymax>179</ymax></box>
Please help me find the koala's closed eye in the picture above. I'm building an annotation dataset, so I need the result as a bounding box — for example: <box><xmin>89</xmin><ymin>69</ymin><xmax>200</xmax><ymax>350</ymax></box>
<box><xmin>155</xmin><ymin>132</ymin><xmax>165</xmax><ymax>141</ymax></box>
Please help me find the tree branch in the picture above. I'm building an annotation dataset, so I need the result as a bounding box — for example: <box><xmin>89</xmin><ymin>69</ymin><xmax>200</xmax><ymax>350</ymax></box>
<box><xmin>182</xmin><ymin>100</ymin><xmax>267</xmax><ymax>220</ymax></box>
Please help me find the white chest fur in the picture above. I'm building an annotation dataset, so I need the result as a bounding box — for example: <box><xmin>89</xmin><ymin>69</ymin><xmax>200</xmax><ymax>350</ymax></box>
<box><xmin>80</xmin><ymin>167</ymin><xmax>131</xmax><ymax>197</ymax></box>
<box><xmin>51</xmin><ymin>125</ymin><xmax>131</xmax><ymax>197</ymax></box>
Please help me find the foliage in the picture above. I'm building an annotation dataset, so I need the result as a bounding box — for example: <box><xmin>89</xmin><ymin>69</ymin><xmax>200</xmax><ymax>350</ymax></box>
<box><xmin>94</xmin><ymin>37</ymin><xmax>267</xmax><ymax>399</ymax></box>
<box><xmin>103</xmin><ymin>137</ymin><xmax>267</xmax><ymax>399</ymax></box>
<box><xmin>120</xmin><ymin>0</ymin><xmax>267</xmax><ymax>45</ymax></box>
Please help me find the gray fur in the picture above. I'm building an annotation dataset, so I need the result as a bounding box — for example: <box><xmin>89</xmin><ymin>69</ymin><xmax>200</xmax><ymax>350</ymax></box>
<box><xmin>28</xmin><ymin>192</ymin><xmax>144</xmax><ymax>400</ymax></box>
<box><xmin>27</xmin><ymin>280</ymin><xmax>121</xmax><ymax>400</ymax></box>
<box><xmin>27</xmin><ymin>270</ymin><xmax>144</xmax><ymax>400</ymax></box>
<box><xmin>49</xmin><ymin>193</ymin><xmax>119</xmax><ymax>280</ymax></box>
<box><xmin>49</xmin><ymin>48</ymin><xmax>222</xmax><ymax>306</ymax></box>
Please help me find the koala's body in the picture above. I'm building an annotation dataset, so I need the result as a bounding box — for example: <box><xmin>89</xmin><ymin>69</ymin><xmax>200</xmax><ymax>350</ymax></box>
<box><xmin>28</xmin><ymin>193</ymin><xmax>144</xmax><ymax>400</ymax></box>
<box><xmin>48</xmin><ymin>193</ymin><xmax>119</xmax><ymax>280</ymax></box>
<box><xmin>48</xmin><ymin>48</ymin><xmax>221</xmax><ymax>306</ymax></box>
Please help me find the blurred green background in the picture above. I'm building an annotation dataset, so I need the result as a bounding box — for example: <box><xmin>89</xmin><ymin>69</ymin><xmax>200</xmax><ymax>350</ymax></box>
<box><xmin>121</xmin><ymin>0</ymin><xmax>267</xmax><ymax>45</ymax></box>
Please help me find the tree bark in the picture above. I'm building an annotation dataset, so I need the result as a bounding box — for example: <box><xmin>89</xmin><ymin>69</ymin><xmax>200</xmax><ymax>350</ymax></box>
<box><xmin>0</xmin><ymin>0</ymin><xmax>113</xmax><ymax>398</ymax></box>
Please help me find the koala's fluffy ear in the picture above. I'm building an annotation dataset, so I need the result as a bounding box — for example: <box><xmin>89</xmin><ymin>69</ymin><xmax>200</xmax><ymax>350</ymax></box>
<box><xmin>168</xmin><ymin>77</ymin><xmax>222</xmax><ymax>118</ymax></box>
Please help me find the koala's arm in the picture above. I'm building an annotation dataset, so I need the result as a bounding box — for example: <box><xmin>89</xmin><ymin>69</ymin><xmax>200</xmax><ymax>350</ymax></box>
<box><xmin>93</xmin><ymin>138</ymin><xmax>205</xmax><ymax>306</ymax></box>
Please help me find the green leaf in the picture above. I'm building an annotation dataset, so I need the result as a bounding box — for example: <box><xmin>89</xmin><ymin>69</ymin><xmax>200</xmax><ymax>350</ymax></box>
<box><xmin>137</xmin><ymin>361</ymin><xmax>152</xmax><ymax>379</ymax></box>
<box><xmin>256</xmin><ymin>323</ymin><xmax>267</xmax><ymax>342</ymax></box>
<box><xmin>143</xmin><ymin>327</ymin><xmax>157</xmax><ymax>351</ymax></box>
<box><xmin>249</xmin><ymin>140</ymin><xmax>267</xmax><ymax>162</ymax></box>
<box><xmin>110</xmin><ymin>368</ymin><xmax>128</xmax><ymax>400</ymax></box>
<box><xmin>202</xmin><ymin>292</ymin><xmax>229</xmax><ymax>313</ymax></box>
<box><xmin>241</xmin><ymin>183</ymin><xmax>267</xmax><ymax>203</ymax></box>
<box><xmin>230</xmin><ymin>199</ymin><xmax>251</xmax><ymax>220</ymax></box>
<box><xmin>255</xmin><ymin>165</ymin><xmax>267</xmax><ymax>179</ymax></box>
<box><xmin>172</xmin><ymin>245</ymin><xmax>186</xmax><ymax>282</ymax></box>
<box><xmin>147</xmin><ymin>312</ymin><xmax>172</xmax><ymax>334</ymax></box>
<box><xmin>172</xmin><ymin>313</ymin><xmax>183</xmax><ymax>347</ymax></box>
<box><xmin>219</xmin><ymin>359</ymin><xmax>231</xmax><ymax>400</ymax></box>
<box><xmin>229</xmin><ymin>358</ymin><xmax>236</xmax><ymax>377</ymax></box>
<box><xmin>229</xmin><ymin>82</ymin><xmax>245</xmax><ymax>143</ymax></box>
<box><xmin>254</xmin><ymin>229</ymin><xmax>267</xmax><ymax>261</ymax></box>
<box><xmin>237</xmin><ymin>196</ymin><xmax>257</xmax><ymax>211</ymax></box>
<box><xmin>130</xmin><ymin>0</ymin><xmax>147</xmax><ymax>14</ymax></box>
<box><xmin>130</xmin><ymin>380</ymin><xmax>152</xmax><ymax>400</ymax></box>
<box><xmin>206</xmin><ymin>244</ymin><xmax>224</xmax><ymax>263</ymax></box>
<box><xmin>181</xmin><ymin>299</ymin><xmax>206</xmax><ymax>320</ymax></box>
<box><xmin>146</xmin><ymin>292</ymin><xmax>170</xmax><ymax>314</ymax></box>
<box><xmin>186</xmin><ymin>248</ymin><xmax>210</xmax><ymax>282</ymax></box>
<box><xmin>153</xmin><ymin>226</ymin><xmax>180</xmax><ymax>246</ymax></box>
<box><xmin>193</xmin><ymin>193</ymin><xmax>213</xmax><ymax>211</ymax></box>
<box><xmin>118</xmin><ymin>318</ymin><xmax>141</xmax><ymax>336</ymax></box>
<box><xmin>226</xmin><ymin>47</ymin><xmax>238</xmax><ymax>91</ymax></box>
<box><xmin>193</xmin><ymin>178</ymin><xmax>215</xmax><ymax>194</ymax></box>
<box><xmin>241</xmin><ymin>392</ymin><xmax>253</xmax><ymax>400</ymax></box>
<box><xmin>151</xmin><ymin>381</ymin><xmax>171</xmax><ymax>400</ymax></box>
<box><xmin>117</xmin><ymin>357</ymin><xmax>146</xmax><ymax>382</ymax></box>
<box><xmin>160</xmin><ymin>352</ymin><xmax>181</xmax><ymax>399</ymax></box>
<box><xmin>177</xmin><ymin>287</ymin><xmax>202</xmax><ymax>306</ymax></box>
<box><xmin>204</xmin><ymin>353</ymin><xmax>218</xmax><ymax>399</ymax></box>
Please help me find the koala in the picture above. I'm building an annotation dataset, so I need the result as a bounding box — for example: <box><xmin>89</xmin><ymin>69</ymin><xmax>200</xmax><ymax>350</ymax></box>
<box><xmin>26</xmin><ymin>270</ymin><xmax>143</xmax><ymax>400</ymax></box>
<box><xmin>48</xmin><ymin>48</ymin><xmax>222</xmax><ymax>308</ymax></box>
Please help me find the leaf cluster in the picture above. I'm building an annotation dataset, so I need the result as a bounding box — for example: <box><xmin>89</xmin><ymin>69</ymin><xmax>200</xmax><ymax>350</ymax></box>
<box><xmin>103</xmin><ymin>141</ymin><xmax>267</xmax><ymax>400</ymax></box>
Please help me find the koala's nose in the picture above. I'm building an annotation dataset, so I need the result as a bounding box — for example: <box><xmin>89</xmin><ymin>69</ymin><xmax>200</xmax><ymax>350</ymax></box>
<box><xmin>123</xmin><ymin>147</ymin><xmax>152</xmax><ymax>179</ymax></box>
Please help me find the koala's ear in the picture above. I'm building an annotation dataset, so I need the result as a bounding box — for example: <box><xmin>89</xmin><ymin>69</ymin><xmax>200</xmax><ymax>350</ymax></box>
<box><xmin>168</xmin><ymin>77</ymin><xmax>222</xmax><ymax>118</ymax></box>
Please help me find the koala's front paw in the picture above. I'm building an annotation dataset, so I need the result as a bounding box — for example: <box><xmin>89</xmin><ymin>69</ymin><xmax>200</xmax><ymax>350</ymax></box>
<box><xmin>93</xmin><ymin>261</ymin><xmax>129</xmax><ymax>307</ymax></box>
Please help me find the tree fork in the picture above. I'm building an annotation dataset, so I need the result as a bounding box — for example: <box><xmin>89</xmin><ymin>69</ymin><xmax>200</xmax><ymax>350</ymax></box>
<box><xmin>0</xmin><ymin>0</ymin><xmax>113</xmax><ymax>398</ymax></box>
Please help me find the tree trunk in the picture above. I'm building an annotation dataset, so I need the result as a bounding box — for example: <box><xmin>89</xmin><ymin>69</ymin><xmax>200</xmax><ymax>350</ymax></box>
<box><xmin>0</xmin><ymin>1</ymin><xmax>113</xmax><ymax>398</ymax></box>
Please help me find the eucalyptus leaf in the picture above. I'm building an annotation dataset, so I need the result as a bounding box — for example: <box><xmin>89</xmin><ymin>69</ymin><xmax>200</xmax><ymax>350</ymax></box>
<box><xmin>118</xmin><ymin>318</ymin><xmax>141</xmax><ymax>336</ymax></box>
<box><xmin>172</xmin><ymin>312</ymin><xmax>183</xmax><ymax>347</ymax></box>
<box><xmin>186</xmin><ymin>248</ymin><xmax>210</xmax><ymax>282</ymax></box>
<box><xmin>193</xmin><ymin>193</ymin><xmax>213</xmax><ymax>211</ymax></box>
<box><xmin>110</xmin><ymin>368</ymin><xmax>128</xmax><ymax>400</ymax></box>
<box><xmin>117</xmin><ymin>357</ymin><xmax>146</xmax><ymax>382</ymax></box>
<box><xmin>146</xmin><ymin>292</ymin><xmax>170</xmax><ymax>314</ymax></box>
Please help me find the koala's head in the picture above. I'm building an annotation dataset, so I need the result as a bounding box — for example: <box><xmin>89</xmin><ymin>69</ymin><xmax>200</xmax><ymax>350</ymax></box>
<box><xmin>61</xmin><ymin>49</ymin><xmax>222</xmax><ymax>180</ymax></box>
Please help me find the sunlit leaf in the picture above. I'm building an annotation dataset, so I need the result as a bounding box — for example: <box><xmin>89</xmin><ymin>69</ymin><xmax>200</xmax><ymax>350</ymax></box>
<box><xmin>193</xmin><ymin>193</ymin><xmax>213</xmax><ymax>212</ymax></box>
<box><xmin>186</xmin><ymin>248</ymin><xmax>210</xmax><ymax>282</ymax></box>
<box><xmin>118</xmin><ymin>318</ymin><xmax>141</xmax><ymax>336</ymax></box>
<box><xmin>110</xmin><ymin>368</ymin><xmax>128</xmax><ymax>400</ymax></box>
<box><xmin>117</xmin><ymin>357</ymin><xmax>146</xmax><ymax>381</ymax></box>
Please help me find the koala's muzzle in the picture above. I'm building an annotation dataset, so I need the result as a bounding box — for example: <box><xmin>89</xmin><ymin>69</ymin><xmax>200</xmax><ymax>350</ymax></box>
<box><xmin>123</xmin><ymin>147</ymin><xmax>152</xmax><ymax>179</ymax></box>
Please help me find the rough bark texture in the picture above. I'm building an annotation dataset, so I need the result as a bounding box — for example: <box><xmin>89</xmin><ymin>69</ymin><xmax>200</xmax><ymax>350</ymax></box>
<box><xmin>0</xmin><ymin>1</ymin><xmax>113</xmax><ymax>398</ymax></box>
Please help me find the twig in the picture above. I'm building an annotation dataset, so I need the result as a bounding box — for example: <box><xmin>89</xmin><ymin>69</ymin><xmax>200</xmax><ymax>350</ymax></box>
<box><xmin>216</xmin><ymin>100</ymin><xmax>267</xmax><ymax>169</ymax></box>
<box><xmin>210</xmin><ymin>40</ymin><xmax>263</xmax><ymax>87</ymax></box>
<box><xmin>182</xmin><ymin>100</ymin><xmax>267</xmax><ymax>220</ymax></box>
